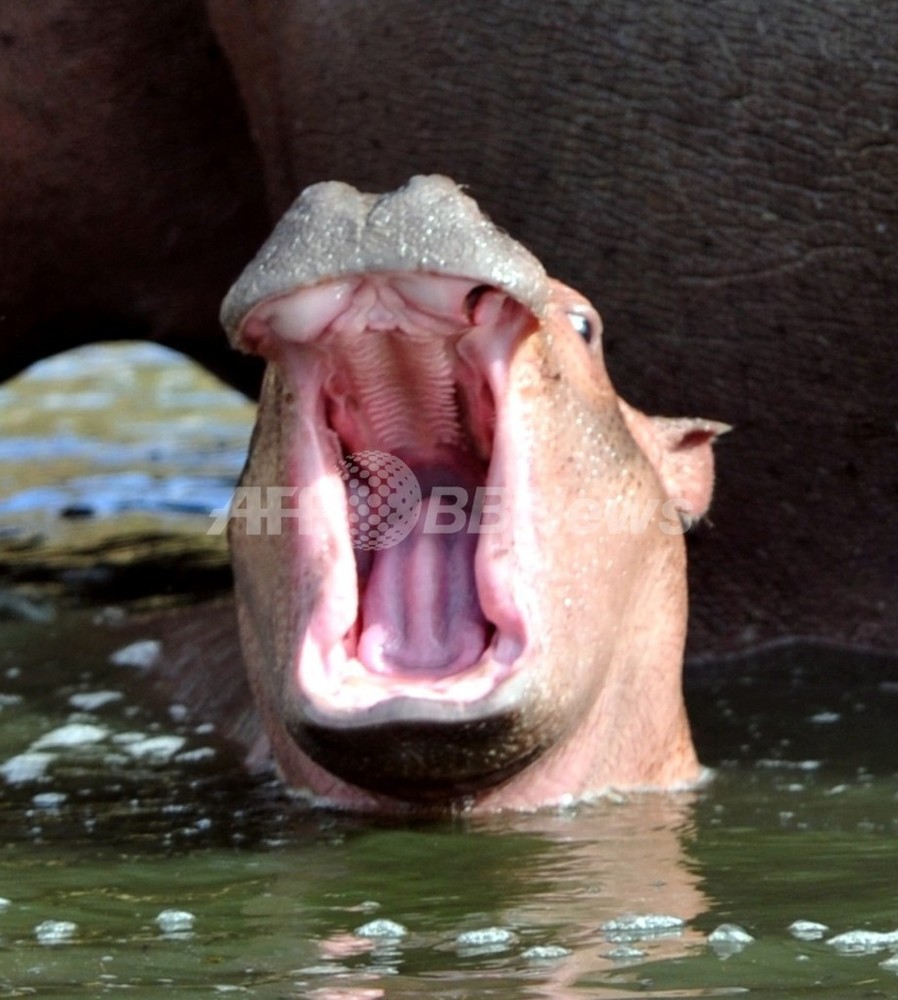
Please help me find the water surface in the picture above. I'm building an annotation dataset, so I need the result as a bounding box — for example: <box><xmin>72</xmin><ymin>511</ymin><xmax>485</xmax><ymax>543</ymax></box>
<box><xmin>2</xmin><ymin>616</ymin><xmax>898</xmax><ymax>999</ymax></box>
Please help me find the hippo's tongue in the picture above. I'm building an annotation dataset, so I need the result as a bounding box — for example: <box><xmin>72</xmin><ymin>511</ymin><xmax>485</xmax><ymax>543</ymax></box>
<box><xmin>358</xmin><ymin>495</ymin><xmax>489</xmax><ymax>677</ymax></box>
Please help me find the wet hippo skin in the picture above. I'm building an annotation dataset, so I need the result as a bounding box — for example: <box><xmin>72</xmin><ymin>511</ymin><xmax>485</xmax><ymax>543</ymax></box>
<box><xmin>213</xmin><ymin>176</ymin><xmax>726</xmax><ymax>810</ymax></box>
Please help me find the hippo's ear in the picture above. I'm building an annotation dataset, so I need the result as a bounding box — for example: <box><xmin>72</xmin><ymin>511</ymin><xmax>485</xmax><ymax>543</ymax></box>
<box><xmin>646</xmin><ymin>416</ymin><xmax>731</xmax><ymax>524</ymax></box>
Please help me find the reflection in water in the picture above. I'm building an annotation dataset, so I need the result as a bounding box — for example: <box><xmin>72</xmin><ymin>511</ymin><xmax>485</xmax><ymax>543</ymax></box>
<box><xmin>262</xmin><ymin>796</ymin><xmax>709</xmax><ymax>1000</ymax></box>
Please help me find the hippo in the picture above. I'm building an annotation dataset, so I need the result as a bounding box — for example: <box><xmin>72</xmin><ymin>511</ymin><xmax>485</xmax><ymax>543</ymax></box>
<box><xmin>205</xmin><ymin>0</ymin><xmax>898</xmax><ymax>659</ymax></box>
<box><xmin>218</xmin><ymin>176</ymin><xmax>726</xmax><ymax>811</ymax></box>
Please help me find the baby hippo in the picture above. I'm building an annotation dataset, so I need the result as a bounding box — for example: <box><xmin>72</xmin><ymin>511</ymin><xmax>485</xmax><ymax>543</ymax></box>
<box><xmin>220</xmin><ymin>175</ymin><xmax>727</xmax><ymax>813</ymax></box>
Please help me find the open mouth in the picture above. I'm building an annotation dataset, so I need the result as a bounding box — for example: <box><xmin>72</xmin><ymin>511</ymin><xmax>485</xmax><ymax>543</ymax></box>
<box><xmin>241</xmin><ymin>272</ymin><xmax>537</xmax><ymax>718</ymax></box>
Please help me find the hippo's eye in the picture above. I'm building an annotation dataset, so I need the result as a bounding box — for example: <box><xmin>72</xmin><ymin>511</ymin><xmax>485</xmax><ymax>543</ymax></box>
<box><xmin>567</xmin><ymin>311</ymin><xmax>595</xmax><ymax>344</ymax></box>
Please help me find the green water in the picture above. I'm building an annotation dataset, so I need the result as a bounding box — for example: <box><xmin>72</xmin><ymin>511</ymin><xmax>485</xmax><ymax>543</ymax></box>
<box><xmin>2</xmin><ymin>619</ymin><xmax>897</xmax><ymax>999</ymax></box>
<box><xmin>1</xmin><ymin>345</ymin><xmax>897</xmax><ymax>998</ymax></box>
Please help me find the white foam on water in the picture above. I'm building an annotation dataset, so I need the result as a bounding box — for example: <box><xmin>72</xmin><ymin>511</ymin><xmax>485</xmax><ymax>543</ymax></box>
<box><xmin>789</xmin><ymin>920</ymin><xmax>829</xmax><ymax>941</ymax></box>
<box><xmin>354</xmin><ymin>918</ymin><xmax>408</xmax><ymax>939</ymax></box>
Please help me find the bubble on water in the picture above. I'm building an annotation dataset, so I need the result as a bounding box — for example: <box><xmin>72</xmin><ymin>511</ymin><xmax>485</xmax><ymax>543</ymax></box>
<box><xmin>708</xmin><ymin>923</ymin><xmax>755</xmax><ymax>956</ymax></box>
<box><xmin>334</xmin><ymin>451</ymin><xmax>421</xmax><ymax>551</ymax></box>
<box><xmin>827</xmin><ymin>928</ymin><xmax>898</xmax><ymax>953</ymax></box>
<box><xmin>354</xmin><ymin>919</ymin><xmax>408</xmax><ymax>939</ymax></box>
<box><xmin>455</xmin><ymin>926</ymin><xmax>517</xmax><ymax>953</ymax></box>
<box><xmin>601</xmin><ymin>914</ymin><xmax>685</xmax><ymax>942</ymax></box>
<box><xmin>0</xmin><ymin>897</ymin><xmax>10</xmax><ymax>910</ymax></box>
<box><xmin>522</xmin><ymin>944</ymin><xmax>571</xmax><ymax>962</ymax></box>
<box><xmin>881</xmin><ymin>954</ymin><xmax>898</xmax><ymax>972</ymax></box>
<box><xmin>35</xmin><ymin>919</ymin><xmax>78</xmax><ymax>945</ymax></box>
<box><xmin>789</xmin><ymin>919</ymin><xmax>829</xmax><ymax>941</ymax></box>
<box><xmin>155</xmin><ymin>909</ymin><xmax>196</xmax><ymax>934</ymax></box>
<box><xmin>33</xmin><ymin>723</ymin><xmax>108</xmax><ymax>749</ymax></box>
<box><xmin>109</xmin><ymin>639</ymin><xmax>161</xmax><ymax>670</ymax></box>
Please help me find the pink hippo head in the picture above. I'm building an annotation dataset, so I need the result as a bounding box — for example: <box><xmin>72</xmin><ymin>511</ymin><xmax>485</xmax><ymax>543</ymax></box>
<box><xmin>220</xmin><ymin>176</ymin><xmax>728</xmax><ymax>813</ymax></box>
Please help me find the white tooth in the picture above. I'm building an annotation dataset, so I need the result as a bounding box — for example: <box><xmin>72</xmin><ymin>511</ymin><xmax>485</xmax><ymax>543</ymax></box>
<box><xmin>392</xmin><ymin>275</ymin><xmax>483</xmax><ymax>320</ymax></box>
<box><xmin>470</xmin><ymin>288</ymin><xmax>506</xmax><ymax>327</ymax></box>
<box><xmin>258</xmin><ymin>280</ymin><xmax>357</xmax><ymax>342</ymax></box>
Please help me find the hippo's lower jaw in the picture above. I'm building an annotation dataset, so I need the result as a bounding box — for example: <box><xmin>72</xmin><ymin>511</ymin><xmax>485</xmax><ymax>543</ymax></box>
<box><xmin>242</xmin><ymin>271</ymin><xmax>556</xmax><ymax>790</ymax></box>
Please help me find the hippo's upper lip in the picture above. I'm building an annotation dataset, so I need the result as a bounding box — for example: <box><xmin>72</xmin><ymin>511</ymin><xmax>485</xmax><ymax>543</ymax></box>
<box><xmin>239</xmin><ymin>271</ymin><xmax>539</xmax><ymax>721</ymax></box>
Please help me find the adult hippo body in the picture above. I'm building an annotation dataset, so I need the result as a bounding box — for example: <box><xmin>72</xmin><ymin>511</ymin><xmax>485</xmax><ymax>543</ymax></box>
<box><xmin>1</xmin><ymin>6</ymin><xmax>895</xmax><ymax>680</ymax></box>
<box><xmin>205</xmin><ymin>0</ymin><xmax>897</xmax><ymax>658</ymax></box>
<box><xmin>0</xmin><ymin>0</ymin><xmax>267</xmax><ymax>394</ymax></box>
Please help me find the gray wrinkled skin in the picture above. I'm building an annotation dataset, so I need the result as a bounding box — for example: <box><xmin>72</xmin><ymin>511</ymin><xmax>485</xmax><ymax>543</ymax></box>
<box><xmin>221</xmin><ymin>176</ymin><xmax>549</xmax><ymax>339</ymax></box>
<box><xmin>4</xmin><ymin>1</ymin><xmax>895</xmax><ymax>663</ymax></box>
<box><xmin>206</xmin><ymin>0</ymin><xmax>898</xmax><ymax>661</ymax></box>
